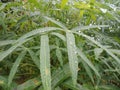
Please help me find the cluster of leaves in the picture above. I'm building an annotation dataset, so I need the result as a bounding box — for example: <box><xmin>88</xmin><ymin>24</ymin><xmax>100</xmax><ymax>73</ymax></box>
<box><xmin>0</xmin><ymin>0</ymin><xmax>120</xmax><ymax>90</ymax></box>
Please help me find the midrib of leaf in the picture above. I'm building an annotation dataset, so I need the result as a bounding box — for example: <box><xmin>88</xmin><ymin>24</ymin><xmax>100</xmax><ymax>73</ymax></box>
<box><xmin>40</xmin><ymin>35</ymin><xmax>51</xmax><ymax>90</ymax></box>
<box><xmin>66</xmin><ymin>32</ymin><xmax>78</xmax><ymax>86</ymax></box>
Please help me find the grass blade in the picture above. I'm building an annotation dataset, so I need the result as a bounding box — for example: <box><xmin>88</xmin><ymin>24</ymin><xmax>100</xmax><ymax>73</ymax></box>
<box><xmin>77</xmin><ymin>48</ymin><xmax>100</xmax><ymax>77</ymax></box>
<box><xmin>74</xmin><ymin>32</ymin><xmax>120</xmax><ymax>65</ymax></box>
<box><xmin>62</xmin><ymin>79</ymin><xmax>87</xmax><ymax>90</ymax></box>
<box><xmin>16</xmin><ymin>77</ymin><xmax>41</xmax><ymax>90</ymax></box>
<box><xmin>72</xmin><ymin>25</ymin><xmax>109</xmax><ymax>31</ymax></box>
<box><xmin>0</xmin><ymin>38</ymin><xmax>31</xmax><ymax>62</ymax></box>
<box><xmin>40</xmin><ymin>35</ymin><xmax>51</xmax><ymax>90</ymax></box>
<box><xmin>44</xmin><ymin>17</ymin><xmax>67</xmax><ymax>30</ymax></box>
<box><xmin>51</xmin><ymin>32</ymin><xmax>66</xmax><ymax>42</ymax></box>
<box><xmin>0</xmin><ymin>40</ymin><xmax>16</xmax><ymax>47</ymax></box>
<box><xmin>8</xmin><ymin>50</ymin><xmax>26</xmax><ymax>87</ymax></box>
<box><xmin>56</xmin><ymin>48</ymin><xmax>63</xmax><ymax>67</ymax></box>
<box><xmin>27</xmin><ymin>49</ymin><xmax>40</xmax><ymax>68</ymax></box>
<box><xmin>17</xmin><ymin>27</ymin><xmax>62</xmax><ymax>41</ymax></box>
<box><xmin>51</xmin><ymin>63</ymin><xmax>71</xmax><ymax>89</ymax></box>
<box><xmin>66</xmin><ymin>32</ymin><xmax>78</xmax><ymax>86</ymax></box>
<box><xmin>81</xmin><ymin>60</ymin><xmax>94</xmax><ymax>83</ymax></box>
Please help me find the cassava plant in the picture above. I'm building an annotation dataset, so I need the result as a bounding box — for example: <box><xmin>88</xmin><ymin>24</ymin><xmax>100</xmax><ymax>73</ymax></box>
<box><xmin>0</xmin><ymin>0</ymin><xmax>120</xmax><ymax>90</ymax></box>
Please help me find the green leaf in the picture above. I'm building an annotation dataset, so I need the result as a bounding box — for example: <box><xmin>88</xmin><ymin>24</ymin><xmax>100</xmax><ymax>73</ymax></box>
<box><xmin>44</xmin><ymin>17</ymin><xmax>67</xmax><ymax>30</ymax></box>
<box><xmin>40</xmin><ymin>35</ymin><xmax>51</xmax><ymax>90</ymax></box>
<box><xmin>27</xmin><ymin>49</ymin><xmax>40</xmax><ymax>68</ymax></box>
<box><xmin>56</xmin><ymin>48</ymin><xmax>63</xmax><ymax>67</ymax></box>
<box><xmin>16</xmin><ymin>77</ymin><xmax>41</xmax><ymax>90</ymax></box>
<box><xmin>0</xmin><ymin>38</ymin><xmax>31</xmax><ymax>62</ymax></box>
<box><xmin>98</xmin><ymin>85</ymin><xmax>120</xmax><ymax>90</ymax></box>
<box><xmin>51</xmin><ymin>32</ymin><xmax>66</xmax><ymax>42</ymax></box>
<box><xmin>109</xmin><ymin>49</ymin><xmax>120</xmax><ymax>55</ymax></box>
<box><xmin>81</xmin><ymin>60</ymin><xmax>94</xmax><ymax>83</ymax></box>
<box><xmin>61</xmin><ymin>0</ymin><xmax>68</xmax><ymax>9</ymax></box>
<box><xmin>51</xmin><ymin>63</ymin><xmax>71</xmax><ymax>89</ymax></box>
<box><xmin>8</xmin><ymin>50</ymin><xmax>26</xmax><ymax>87</ymax></box>
<box><xmin>66</xmin><ymin>32</ymin><xmax>78</xmax><ymax>86</ymax></box>
<box><xmin>17</xmin><ymin>27</ymin><xmax>62</xmax><ymax>41</ymax></box>
<box><xmin>72</xmin><ymin>25</ymin><xmax>109</xmax><ymax>31</ymax></box>
<box><xmin>0</xmin><ymin>40</ymin><xmax>16</xmax><ymax>47</ymax></box>
<box><xmin>55</xmin><ymin>87</ymin><xmax>62</xmax><ymax>90</ymax></box>
<box><xmin>94</xmin><ymin>48</ymin><xmax>103</xmax><ymax>59</ymax></box>
<box><xmin>77</xmin><ymin>48</ymin><xmax>100</xmax><ymax>77</ymax></box>
<box><xmin>0</xmin><ymin>76</ymin><xmax>7</xmax><ymax>89</ymax></box>
<box><xmin>62</xmin><ymin>79</ymin><xmax>87</xmax><ymax>90</ymax></box>
<box><xmin>74</xmin><ymin>32</ymin><xmax>120</xmax><ymax>65</ymax></box>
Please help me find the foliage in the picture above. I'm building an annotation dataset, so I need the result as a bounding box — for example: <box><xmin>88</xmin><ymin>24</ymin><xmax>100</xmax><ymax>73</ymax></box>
<box><xmin>0</xmin><ymin>0</ymin><xmax>120</xmax><ymax>90</ymax></box>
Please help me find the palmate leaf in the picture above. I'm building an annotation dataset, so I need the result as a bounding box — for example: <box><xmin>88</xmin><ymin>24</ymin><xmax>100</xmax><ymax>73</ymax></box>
<box><xmin>66</xmin><ymin>32</ymin><xmax>78</xmax><ymax>86</ymax></box>
<box><xmin>8</xmin><ymin>50</ymin><xmax>26</xmax><ymax>87</ymax></box>
<box><xmin>0</xmin><ymin>27</ymin><xmax>62</xmax><ymax>62</ymax></box>
<box><xmin>40</xmin><ymin>35</ymin><xmax>51</xmax><ymax>90</ymax></box>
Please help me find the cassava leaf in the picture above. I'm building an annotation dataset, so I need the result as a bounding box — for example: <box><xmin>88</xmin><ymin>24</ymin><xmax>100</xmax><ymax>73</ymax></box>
<box><xmin>27</xmin><ymin>49</ymin><xmax>40</xmax><ymax>68</ymax></box>
<box><xmin>77</xmin><ymin>48</ymin><xmax>100</xmax><ymax>77</ymax></box>
<box><xmin>0</xmin><ymin>38</ymin><xmax>31</xmax><ymax>62</ymax></box>
<box><xmin>16</xmin><ymin>77</ymin><xmax>41</xmax><ymax>90</ymax></box>
<box><xmin>66</xmin><ymin>32</ymin><xmax>78</xmax><ymax>86</ymax></box>
<box><xmin>8</xmin><ymin>50</ymin><xmax>26</xmax><ymax>87</ymax></box>
<box><xmin>44</xmin><ymin>16</ymin><xmax>67</xmax><ymax>30</ymax></box>
<box><xmin>40</xmin><ymin>35</ymin><xmax>51</xmax><ymax>90</ymax></box>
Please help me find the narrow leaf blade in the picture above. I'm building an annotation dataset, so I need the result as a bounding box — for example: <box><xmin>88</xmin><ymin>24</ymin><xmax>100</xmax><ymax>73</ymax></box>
<box><xmin>66</xmin><ymin>32</ymin><xmax>78</xmax><ymax>86</ymax></box>
<box><xmin>8</xmin><ymin>50</ymin><xmax>26</xmax><ymax>87</ymax></box>
<box><xmin>40</xmin><ymin>35</ymin><xmax>51</xmax><ymax>90</ymax></box>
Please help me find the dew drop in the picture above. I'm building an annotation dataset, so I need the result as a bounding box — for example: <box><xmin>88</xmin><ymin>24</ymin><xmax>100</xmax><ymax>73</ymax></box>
<box><xmin>89</xmin><ymin>24</ymin><xmax>92</xmax><ymax>26</ymax></box>
<box><xmin>100</xmin><ymin>8</ymin><xmax>107</xmax><ymax>13</ymax></box>
<box><xmin>98</xmin><ymin>27</ymin><xmax>101</xmax><ymax>29</ymax></box>
<box><xmin>75</xmin><ymin>61</ymin><xmax>78</xmax><ymax>64</ymax></box>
